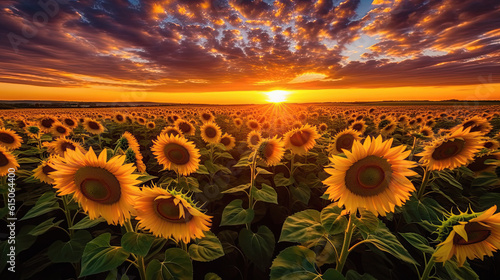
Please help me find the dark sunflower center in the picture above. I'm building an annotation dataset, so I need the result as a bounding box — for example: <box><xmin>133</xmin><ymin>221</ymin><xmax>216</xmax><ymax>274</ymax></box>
<box><xmin>148</xmin><ymin>123</ymin><xmax>154</xmax><ymax>128</ymax></box>
<box><xmin>163</xmin><ymin>143</ymin><xmax>190</xmax><ymax>165</ymax></box>
<box><xmin>88</xmin><ymin>121</ymin><xmax>100</xmax><ymax>130</ymax></box>
<box><xmin>453</xmin><ymin>222</ymin><xmax>491</xmax><ymax>245</ymax></box>
<box><xmin>384</xmin><ymin>124</ymin><xmax>394</xmax><ymax>131</ymax></box>
<box><xmin>41</xmin><ymin>118</ymin><xmax>55</xmax><ymax>128</ymax></box>
<box><xmin>178</xmin><ymin>122</ymin><xmax>192</xmax><ymax>133</ymax></box>
<box><xmin>64</xmin><ymin>119</ymin><xmax>75</xmax><ymax>126</ymax></box>
<box><xmin>352</xmin><ymin>123</ymin><xmax>362</xmax><ymax>131</ymax></box>
<box><xmin>422</xmin><ymin>130</ymin><xmax>430</xmax><ymax>136</ymax></box>
<box><xmin>250</xmin><ymin>122</ymin><xmax>258</xmax><ymax>129</ymax></box>
<box><xmin>42</xmin><ymin>164</ymin><xmax>56</xmax><ymax>175</ymax></box>
<box><xmin>56</xmin><ymin>126</ymin><xmax>67</xmax><ymax>134</ymax></box>
<box><xmin>289</xmin><ymin>130</ymin><xmax>311</xmax><ymax>147</ymax></box>
<box><xmin>116</xmin><ymin>115</ymin><xmax>124</xmax><ymax>121</ymax></box>
<box><xmin>470</xmin><ymin>125</ymin><xmax>481</xmax><ymax>132</ymax></box>
<box><xmin>467</xmin><ymin>154</ymin><xmax>496</xmax><ymax>172</ymax></box>
<box><xmin>154</xmin><ymin>198</ymin><xmax>193</xmax><ymax>223</ymax></box>
<box><xmin>0</xmin><ymin>132</ymin><xmax>15</xmax><ymax>144</ymax></box>
<box><xmin>202</xmin><ymin>113</ymin><xmax>211</xmax><ymax>120</ymax></box>
<box><xmin>345</xmin><ymin>155</ymin><xmax>392</xmax><ymax>196</ymax></box>
<box><xmin>75</xmin><ymin>166</ymin><xmax>121</xmax><ymax>204</ymax></box>
<box><xmin>17</xmin><ymin>121</ymin><xmax>26</xmax><ymax>128</ymax></box>
<box><xmin>484</xmin><ymin>142</ymin><xmax>493</xmax><ymax>149</ymax></box>
<box><xmin>263</xmin><ymin>142</ymin><xmax>275</xmax><ymax>159</ymax></box>
<box><xmin>250</xmin><ymin>135</ymin><xmax>260</xmax><ymax>145</ymax></box>
<box><xmin>0</xmin><ymin>152</ymin><xmax>8</xmax><ymax>167</ymax></box>
<box><xmin>205</xmin><ymin>127</ymin><xmax>217</xmax><ymax>138</ymax></box>
<box><xmin>431</xmin><ymin>139</ymin><xmax>465</xmax><ymax>160</ymax></box>
<box><xmin>60</xmin><ymin>141</ymin><xmax>76</xmax><ymax>152</ymax></box>
<box><xmin>336</xmin><ymin>134</ymin><xmax>355</xmax><ymax>152</ymax></box>
<box><xmin>221</xmin><ymin>137</ymin><xmax>231</xmax><ymax>146</ymax></box>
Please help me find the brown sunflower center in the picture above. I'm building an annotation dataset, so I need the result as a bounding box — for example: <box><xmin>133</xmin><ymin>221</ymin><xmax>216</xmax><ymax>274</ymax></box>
<box><xmin>64</xmin><ymin>119</ymin><xmax>75</xmax><ymax>126</ymax></box>
<box><xmin>431</xmin><ymin>139</ymin><xmax>465</xmax><ymax>160</ymax></box>
<box><xmin>163</xmin><ymin>143</ymin><xmax>190</xmax><ymax>165</ymax></box>
<box><xmin>421</xmin><ymin>130</ymin><xmax>430</xmax><ymax>136</ymax></box>
<box><xmin>462</xmin><ymin>120</ymin><xmax>475</xmax><ymax>129</ymax></box>
<box><xmin>221</xmin><ymin>137</ymin><xmax>231</xmax><ymax>146</ymax></box>
<box><xmin>453</xmin><ymin>222</ymin><xmax>491</xmax><ymax>245</ymax></box>
<box><xmin>0</xmin><ymin>152</ymin><xmax>8</xmax><ymax>167</ymax></box>
<box><xmin>0</xmin><ymin>132</ymin><xmax>15</xmax><ymax>144</ymax></box>
<box><xmin>116</xmin><ymin>115</ymin><xmax>124</xmax><ymax>121</ymax></box>
<box><xmin>166</xmin><ymin>129</ymin><xmax>179</xmax><ymax>137</ymax></box>
<box><xmin>154</xmin><ymin>197</ymin><xmax>192</xmax><ymax>223</ymax></box>
<box><xmin>345</xmin><ymin>155</ymin><xmax>392</xmax><ymax>196</ymax></box>
<box><xmin>60</xmin><ymin>141</ymin><xmax>76</xmax><ymax>152</ymax></box>
<box><xmin>205</xmin><ymin>127</ymin><xmax>217</xmax><ymax>138</ymax></box>
<box><xmin>41</xmin><ymin>118</ymin><xmax>55</xmax><ymax>128</ymax></box>
<box><xmin>250</xmin><ymin>122</ymin><xmax>258</xmax><ymax>129</ymax></box>
<box><xmin>75</xmin><ymin>166</ymin><xmax>121</xmax><ymax>204</ymax></box>
<box><xmin>56</xmin><ymin>126</ymin><xmax>67</xmax><ymax>134</ymax></box>
<box><xmin>202</xmin><ymin>113</ymin><xmax>211</xmax><ymax>120</ymax></box>
<box><xmin>42</xmin><ymin>164</ymin><xmax>56</xmax><ymax>175</ymax></box>
<box><xmin>484</xmin><ymin>142</ymin><xmax>493</xmax><ymax>149</ymax></box>
<box><xmin>250</xmin><ymin>135</ymin><xmax>260</xmax><ymax>145</ymax></box>
<box><xmin>178</xmin><ymin>122</ymin><xmax>192</xmax><ymax>133</ymax></box>
<box><xmin>289</xmin><ymin>130</ymin><xmax>311</xmax><ymax>147</ymax></box>
<box><xmin>87</xmin><ymin>121</ymin><xmax>100</xmax><ymax>130</ymax></box>
<box><xmin>263</xmin><ymin>142</ymin><xmax>275</xmax><ymax>159</ymax></box>
<box><xmin>336</xmin><ymin>134</ymin><xmax>355</xmax><ymax>152</ymax></box>
<box><xmin>352</xmin><ymin>123</ymin><xmax>363</xmax><ymax>131</ymax></box>
<box><xmin>148</xmin><ymin>123</ymin><xmax>155</xmax><ymax>128</ymax></box>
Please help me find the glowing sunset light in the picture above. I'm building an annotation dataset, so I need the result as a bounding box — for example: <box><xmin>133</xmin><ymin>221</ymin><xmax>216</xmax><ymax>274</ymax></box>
<box><xmin>266</xmin><ymin>90</ymin><xmax>289</xmax><ymax>103</ymax></box>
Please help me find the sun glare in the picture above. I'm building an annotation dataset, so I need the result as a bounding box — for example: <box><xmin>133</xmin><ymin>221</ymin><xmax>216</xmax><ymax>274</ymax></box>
<box><xmin>266</xmin><ymin>90</ymin><xmax>289</xmax><ymax>103</ymax></box>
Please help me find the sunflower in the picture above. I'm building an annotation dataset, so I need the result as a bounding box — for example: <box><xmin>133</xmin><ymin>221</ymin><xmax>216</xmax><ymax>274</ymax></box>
<box><xmin>283</xmin><ymin>124</ymin><xmax>320</xmax><ymax>155</ymax></box>
<box><xmin>200</xmin><ymin>112</ymin><xmax>214</xmax><ymax>123</ymax></box>
<box><xmin>114</xmin><ymin>113</ymin><xmax>126</xmax><ymax>124</ymax></box>
<box><xmin>174</xmin><ymin>119</ymin><xmax>195</xmax><ymax>136</ymax></box>
<box><xmin>26</xmin><ymin>125</ymin><xmax>41</xmax><ymax>139</ymax></box>
<box><xmin>134</xmin><ymin>186</ymin><xmax>212</xmax><ymax>243</ymax></box>
<box><xmin>329</xmin><ymin>129</ymin><xmax>362</xmax><ymax>155</ymax></box>
<box><xmin>434</xmin><ymin>206</ymin><xmax>500</xmax><ymax>266</ymax></box>
<box><xmin>161</xmin><ymin>126</ymin><xmax>182</xmax><ymax>138</ymax></box>
<box><xmin>0</xmin><ymin>128</ymin><xmax>23</xmax><ymax>150</ymax></box>
<box><xmin>318</xmin><ymin>123</ymin><xmax>328</xmax><ymax>133</ymax></box>
<box><xmin>417</xmin><ymin>127</ymin><xmax>483</xmax><ymax>171</ymax></box>
<box><xmin>246</xmin><ymin>119</ymin><xmax>261</xmax><ymax>131</ymax></box>
<box><xmin>234</xmin><ymin>118</ymin><xmax>243</xmax><ymax>127</ymax></box>
<box><xmin>350</xmin><ymin>120</ymin><xmax>367</xmax><ymax>134</ymax></box>
<box><xmin>0</xmin><ymin>147</ymin><xmax>20</xmax><ymax>176</ymax></box>
<box><xmin>116</xmin><ymin>132</ymin><xmax>146</xmax><ymax>173</ymax></box>
<box><xmin>483</xmin><ymin>139</ymin><xmax>499</xmax><ymax>151</ymax></box>
<box><xmin>419</xmin><ymin>126</ymin><xmax>434</xmax><ymax>139</ymax></box>
<box><xmin>49</xmin><ymin>147</ymin><xmax>140</xmax><ymax>225</ymax></box>
<box><xmin>220</xmin><ymin>133</ymin><xmax>236</xmax><ymax>150</ymax></box>
<box><xmin>323</xmin><ymin>136</ymin><xmax>417</xmax><ymax>216</ymax></box>
<box><xmin>146</xmin><ymin>121</ymin><xmax>156</xmax><ymax>129</ymax></box>
<box><xmin>62</xmin><ymin>117</ymin><xmax>78</xmax><ymax>128</ymax></box>
<box><xmin>44</xmin><ymin>137</ymin><xmax>85</xmax><ymax>157</ymax></box>
<box><xmin>39</xmin><ymin>117</ymin><xmax>57</xmax><ymax>133</ymax></box>
<box><xmin>257</xmin><ymin>136</ymin><xmax>285</xmax><ymax>166</ymax></box>
<box><xmin>466</xmin><ymin>152</ymin><xmax>500</xmax><ymax>174</ymax></box>
<box><xmin>83</xmin><ymin>118</ymin><xmax>105</xmax><ymax>135</ymax></box>
<box><xmin>33</xmin><ymin>156</ymin><xmax>58</xmax><ymax>184</ymax></box>
<box><xmin>51</xmin><ymin>122</ymin><xmax>72</xmax><ymax>138</ymax></box>
<box><xmin>459</xmin><ymin>117</ymin><xmax>492</xmax><ymax>135</ymax></box>
<box><xmin>247</xmin><ymin>131</ymin><xmax>262</xmax><ymax>148</ymax></box>
<box><xmin>200</xmin><ymin>122</ymin><xmax>222</xmax><ymax>144</ymax></box>
<box><xmin>151</xmin><ymin>134</ymin><xmax>200</xmax><ymax>176</ymax></box>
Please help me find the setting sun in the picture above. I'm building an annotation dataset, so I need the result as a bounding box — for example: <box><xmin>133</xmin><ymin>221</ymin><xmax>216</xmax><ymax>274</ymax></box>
<box><xmin>266</xmin><ymin>90</ymin><xmax>289</xmax><ymax>103</ymax></box>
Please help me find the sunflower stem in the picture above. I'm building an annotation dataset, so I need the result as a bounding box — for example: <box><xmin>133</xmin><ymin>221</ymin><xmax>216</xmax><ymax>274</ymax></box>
<box><xmin>137</xmin><ymin>256</ymin><xmax>147</xmax><ymax>280</ymax></box>
<box><xmin>336</xmin><ymin>212</ymin><xmax>356</xmax><ymax>273</ymax></box>
<box><xmin>417</xmin><ymin>167</ymin><xmax>431</xmax><ymax>200</ymax></box>
<box><xmin>409</xmin><ymin>137</ymin><xmax>418</xmax><ymax>161</ymax></box>
<box><xmin>62</xmin><ymin>196</ymin><xmax>74</xmax><ymax>237</ymax></box>
<box><xmin>98</xmin><ymin>134</ymin><xmax>102</xmax><ymax>150</ymax></box>
<box><xmin>246</xmin><ymin>151</ymin><xmax>258</xmax><ymax>229</ymax></box>
<box><xmin>124</xmin><ymin>219</ymin><xmax>135</xmax><ymax>233</ymax></box>
<box><xmin>420</xmin><ymin>256</ymin><xmax>436</xmax><ymax>280</ymax></box>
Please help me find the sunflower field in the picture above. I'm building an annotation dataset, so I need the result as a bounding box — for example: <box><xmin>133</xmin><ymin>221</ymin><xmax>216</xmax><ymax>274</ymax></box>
<box><xmin>1</xmin><ymin>104</ymin><xmax>500</xmax><ymax>280</ymax></box>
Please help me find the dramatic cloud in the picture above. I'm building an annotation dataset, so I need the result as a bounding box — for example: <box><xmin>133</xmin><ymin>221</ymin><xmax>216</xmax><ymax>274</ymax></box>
<box><xmin>0</xmin><ymin>0</ymin><xmax>498</xmax><ymax>94</ymax></box>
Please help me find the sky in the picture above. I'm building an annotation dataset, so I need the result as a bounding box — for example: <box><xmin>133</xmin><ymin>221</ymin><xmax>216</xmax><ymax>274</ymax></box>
<box><xmin>0</xmin><ymin>0</ymin><xmax>499</xmax><ymax>104</ymax></box>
